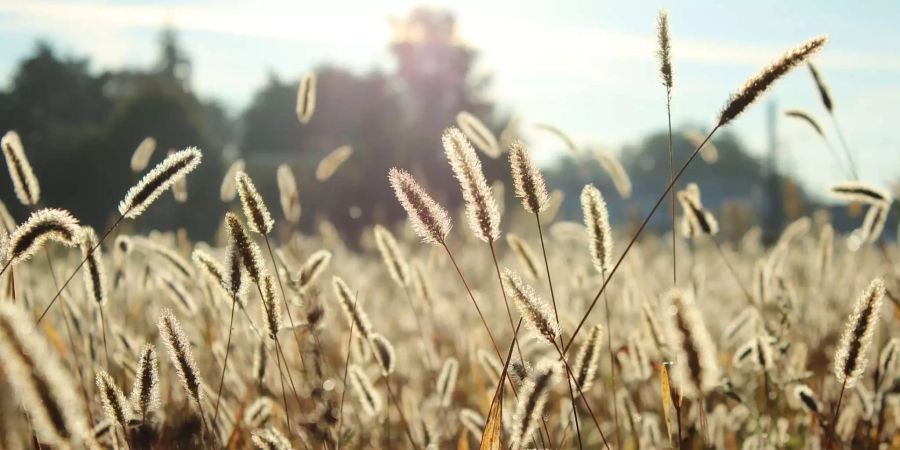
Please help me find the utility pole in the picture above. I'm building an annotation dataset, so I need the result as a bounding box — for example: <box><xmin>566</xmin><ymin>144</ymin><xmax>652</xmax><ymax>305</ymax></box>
<box><xmin>763</xmin><ymin>100</ymin><xmax>784</xmax><ymax>245</ymax></box>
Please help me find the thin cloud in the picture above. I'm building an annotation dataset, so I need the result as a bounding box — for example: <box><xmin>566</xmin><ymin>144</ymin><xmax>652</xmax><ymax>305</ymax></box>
<box><xmin>4</xmin><ymin>0</ymin><xmax>900</xmax><ymax>73</ymax></box>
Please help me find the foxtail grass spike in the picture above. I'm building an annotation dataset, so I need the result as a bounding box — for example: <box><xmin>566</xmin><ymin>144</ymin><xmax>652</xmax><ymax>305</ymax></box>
<box><xmin>388</xmin><ymin>167</ymin><xmax>452</xmax><ymax>245</ymax></box>
<box><xmin>657</xmin><ymin>10</ymin><xmax>673</xmax><ymax>92</ymax></box>
<box><xmin>808</xmin><ymin>62</ymin><xmax>833</xmax><ymax>112</ymax></box>
<box><xmin>276</xmin><ymin>164</ymin><xmax>301</xmax><ymax>224</ymax></box>
<box><xmin>236</xmin><ymin>171</ymin><xmax>274</xmax><ymax>235</ymax></box>
<box><xmin>6</xmin><ymin>208</ymin><xmax>81</xmax><ymax>267</ymax></box>
<box><xmin>80</xmin><ymin>226</ymin><xmax>107</xmax><ymax>305</ymax></box>
<box><xmin>443</xmin><ymin>127</ymin><xmax>500</xmax><ymax>243</ymax></box>
<box><xmin>509</xmin><ymin>359</ymin><xmax>560</xmax><ymax>450</ymax></box>
<box><xmin>456</xmin><ymin>111</ymin><xmax>500</xmax><ymax>158</ymax></box>
<box><xmin>0</xmin><ymin>301</ymin><xmax>89</xmax><ymax>446</ymax></box>
<box><xmin>503</xmin><ymin>268</ymin><xmax>559</xmax><ymax>344</ymax></box>
<box><xmin>834</xmin><ymin>278</ymin><xmax>885</xmax><ymax>387</ymax></box>
<box><xmin>719</xmin><ymin>36</ymin><xmax>827</xmax><ymax>126</ymax></box>
<box><xmin>220</xmin><ymin>159</ymin><xmax>245</xmax><ymax>202</ymax></box>
<box><xmin>437</xmin><ymin>357</ymin><xmax>458</xmax><ymax>407</ymax></box>
<box><xmin>1</xmin><ymin>130</ymin><xmax>40</xmax><ymax>206</ymax></box>
<box><xmin>95</xmin><ymin>369</ymin><xmax>134</xmax><ymax>429</ymax></box>
<box><xmin>130</xmin><ymin>344</ymin><xmax>160</xmax><ymax>419</ymax></box>
<box><xmin>665</xmin><ymin>288</ymin><xmax>721</xmax><ymax>398</ymax></box>
<box><xmin>296</xmin><ymin>73</ymin><xmax>317</xmax><ymax>125</ymax></box>
<box><xmin>370</xmin><ymin>333</ymin><xmax>396</xmax><ymax>376</ymax></box>
<box><xmin>158</xmin><ymin>308</ymin><xmax>204</xmax><ymax>408</ymax></box>
<box><xmin>130</xmin><ymin>136</ymin><xmax>157</xmax><ymax>173</ymax></box>
<box><xmin>509</xmin><ymin>140</ymin><xmax>549</xmax><ymax>214</ymax></box>
<box><xmin>332</xmin><ymin>276</ymin><xmax>372</xmax><ymax>339</ymax></box>
<box><xmin>119</xmin><ymin>147</ymin><xmax>202</xmax><ymax>218</ymax></box>
<box><xmin>373</xmin><ymin>224</ymin><xmax>411</xmax><ymax>288</ymax></box>
<box><xmin>581</xmin><ymin>184</ymin><xmax>613</xmax><ymax>275</ymax></box>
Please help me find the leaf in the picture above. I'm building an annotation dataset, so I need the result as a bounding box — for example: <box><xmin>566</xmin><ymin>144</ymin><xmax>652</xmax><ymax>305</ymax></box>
<box><xmin>479</xmin><ymin>384</ymin><xmax>503</xmax><ymax>450</ymax></box>
<box><xmin>42</xmin><ymin>321</ymin><xmax>66</xmax><ymax>357</ymax></box>
<box><xmin>660</xmin><ymin>363</ymin><xmax>674</xmax><ymax>448</ymax></box>
<box><xmin>457</xmin><ymin>430</ymin><xmax>471</xmax><ymax>450</ymax></box>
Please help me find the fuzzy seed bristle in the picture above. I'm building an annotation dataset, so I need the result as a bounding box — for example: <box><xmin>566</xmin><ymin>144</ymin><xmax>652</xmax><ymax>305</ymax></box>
<box><xmin>220</xmin><ymin>159</ymin><xmax>245</xmax><ymax>202</ymax></box>
<box><xmin>533</xmin><ymin>123</ymin><xmax>579</xmax><ymax>155</ymax></box>
<box><xmin>834</xmin><ymin>278</ymin><xmax>885</xmax><ymax>387</ymax></box>
<box><xmin>1</xmin><ymin>130</ymin><xmax>40</xmax><ymax>206</ymax></box>
<box><xmin>657</xmin><ymin>10</ymin><xmax>673</xmax><ymax>92</ymax></box>
<box><xmin>437</xmin><ymin>357</ymin><xmax>458</xmax><ymax>407</ymax></box>
<box><xmin>508</xmin><ymin>140</ymin><xmax>550</xmax><ymax>214</ymax></box>
<box><xmin>677</xmin><ymin>186</ymin><xmax>719</xmax><ymax>236</ymax></box>
<box><xmin>316</xmin><ymin>145</ymin><xmax>353</xmax><ymax>182</ymax></box>
<box><xmin>858</xmin><ymin>203</ymin><xmax>888</xmax><ymax>243</ymax></box>
<box><xmin>294</xmin><ymin>250</ymin><xmax>331</xmax><ymax>291</ymax></box>
<box><xmin>830</xmin><ymin>181</ymin><xmax>891</xmax><ymax>205</ymax></box>
<box><xmin>130</xmin><ymin>136</ymin><xmax>157</xmax><ymax>173</ymax></box>
<box><xmin>719</xmin><ymin>36</ymin><xmax>828</xmax><ymax>126</ymax></box>
<box><xmin>0</xmin><ymin>200</ymin><xmax>16</xmax><ymax>235</ymax></box>
<box><xmin>665</xmin><ymin>289</ymin><xmax>721</xmax><ymax>398</ymax></box>
<box><xmin>348</xmin><ymin>365</ymin><xmax>381</xmax><ymax>417</ymax></box>
<box><xmin>0</xmin><ymin>301</ymin><xmax>88</xmax><ymax>446</ymax></box>
<box><xmin>793</xmin><ymin>384</ymin><xmax>820</xmax><ymax>415</ymax></box>
<box><xmin>7</xmin><ymin>208</ymin><xmax>81</xmax><ymax>266</ymax></box>
<box><xmin>456</xmin><ymin>111</ymin><xmax>500</xmax><ymax>158</ymax></box>
<box><xmin>785</xmin><ymin>109</ymin><xmax>825</xmax><ymax>136</ymax></box>
<box><xmin>130</xmin><ymin>344</ymin><xmax>160</xmax><ymax>418</ymax></box>
<box><xmin>370</xmin><ymin>333</ymin><xmax>396</xmax><ymax>375</ymax></box>
<box><xmin>261</xmin><ymin>274</ymin><xmax>281</xmax><ymax>340</ymax></box>
<box><xmin>443</xmin><ymin>127</ymin><xmax>501</xmax><ymax>243</ymax></box>
<box><xmin>95</xmin><ymin>369</ymin><xmax>133</xmax><ymax>428</ymax></box>
<box><xmin>388</xmin><ymin>167</ymin><xmax>452</xmax><ymax>245</ymax></box>
<box><xmin>684</xmin><ymin>129</ymin><xmax>718</xmax><ymax>163</ymax></box>
<box><xmin>276</xmin><ymin>164</ymin><xmax>301</xmax><ymax>224</ymax></box>
<box><xmin>503</xmin><ymin>268</ymin><xmax>559</xmax><ymax>344</ymax></box>
<box><xmin>595</xmin><ymin>149</ymin><xmax>633</xmax><ymax>198</ymax></box>
<box><xmin>332</xmin><ymin>276</ymin><xmax>372</xmax><ymax>339</ymax></box>
<box><xmin>132</xmin><ymin>236</ymin><xmax>193</xmax><ymax>279</ymax></box>
<box><xmin>817</xmin><ymin>224</ymin><xmax>833</xmax><ymax>282</ymax></box>
<box><xmin>192</xmin><ymin>248</ymin><xmax>230</xmax><ymax>297</ymax></box>
<box><xmin>81</xmin><ymin>226</ymin><xmax>107</xmax><ymax>306</ymax></box>
<box><xmin>160</xmin><ymin>275</ymin><xmax>197</xmax><ymax>316</ymax></box>
<box><xmin>296</xmin><ymin>73</ymin><xmax>317</xmax><ymax>125</ymax></box>
<box><xmin>251</xmin><ymin>427</ymin><xmax>293</xmax><ymax>450</ymax></box>
<box><xmin>581</xmin><ymin>184</ymin><xmax>613</xmax><ymax>275</ymax></box>
<box><xmin>158</xmin><ymin>308</ymin><xmax>204</xmax><ymax>407</ymax></box>
<box><xmin>459</xmin><ymin>408</ymin><xmax>485</xmax><ymax>437</ymax></box>
<box><xmin>876</xmin><ymin>338</ymin><xmax>899</xmax><ymax>393</ymax></box>
<box><xmin>225</xmin><ymin>212</ymin><xmax>265</xmax><ymax>285</ymax></box>
<box><xmin>509</xmin><ymin>359</ymin><xmax>560</xmax><ymax>450</ymax></box>
<box><xmin>236</xmin><ymin>171</ymin><xmax>274</xmax><ymax>235</ymax></box>
<box><xmin>572</xmin><ymin>324</ymin><xmax>603</xmax><ymax>393</ymax></box>
<box><xmin>119</xmin><ymin>147</ymin><xmax>202</xmax><ymax>219</ymax></box>
<box><xmin>244</xmin><ymin>397</ymin><xmax>274</xmax><ymax>427</ymax></box>
<box><xmin>808</xmin><ymin>62</ymin><xmax>833</xmax><ymax>112</ymax></box>
<box><xmin>506</xmin><ymin>233</ymin><xmax>540</xmax><ymax>279</ymax></box>
<box><xmin>373</xmin><ymin>224</ymin><xmax>411</xmax><ymax>288</ymax></box>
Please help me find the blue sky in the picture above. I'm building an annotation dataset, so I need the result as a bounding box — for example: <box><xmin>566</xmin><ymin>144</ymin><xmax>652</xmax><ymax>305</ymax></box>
<box><xmin>1</xmin><ymin>0</ymin><xmax>898</xmax><ymax>199</ymax></box>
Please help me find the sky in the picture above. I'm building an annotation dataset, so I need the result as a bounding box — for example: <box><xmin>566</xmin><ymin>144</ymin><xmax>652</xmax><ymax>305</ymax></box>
<box><xmin>0</xmin><ymin>0</ymin><xmax>898</xmax><ymax>201</ymax></box>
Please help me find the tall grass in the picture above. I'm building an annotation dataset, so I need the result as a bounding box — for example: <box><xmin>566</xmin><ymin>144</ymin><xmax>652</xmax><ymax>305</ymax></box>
<box><xmin>2</xmin><ymin>17</ymin><xmax>898</xmax><ymax>450</ymax></box>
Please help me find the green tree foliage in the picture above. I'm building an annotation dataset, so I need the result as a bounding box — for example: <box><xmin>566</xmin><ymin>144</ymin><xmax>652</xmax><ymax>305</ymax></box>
<box><xmin>0</xmin><ymin>10</ymin><xmax>820</xmax><ymax>244</ymax></box>
<box><xmin>543</xmin><ymin>129</ymin><xmax>770</xmax><ymax>234</ymax></box>
<box><xmin>239</xmin><ymin>7</ymin><xmax>505</xmax><ymax>240</ymax></box>
<box><xmin>0</xmin><ymin>33</ymin><xmax>226</xmax><ymax>238</ymax></box>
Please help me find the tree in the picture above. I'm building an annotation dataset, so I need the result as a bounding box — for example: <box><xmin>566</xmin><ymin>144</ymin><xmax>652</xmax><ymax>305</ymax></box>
<box><xmin>543</xmin><ymin>129</ymin><xmax>771</xmax><ymax>236</ymax></box>
<box><xmin>238</xmin><ymin>7</ymin><xmax>505</xmax><ymax>241</ymax></box>
<box><xmin>0</xmin><ymin>43</ymin><xmax>111</xmax><ymax>220</ymax></box>
<box><xmin>0</xmin><ymin>31</ymin><xmax>227</xmax><ymax>238</ymax></box>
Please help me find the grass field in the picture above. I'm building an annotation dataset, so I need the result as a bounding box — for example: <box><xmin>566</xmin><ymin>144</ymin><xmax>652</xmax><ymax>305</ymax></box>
<box><xmin>0</xmin><ymin>17</ymin><xmax>897</xmax><ymax>450</ymax></box>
